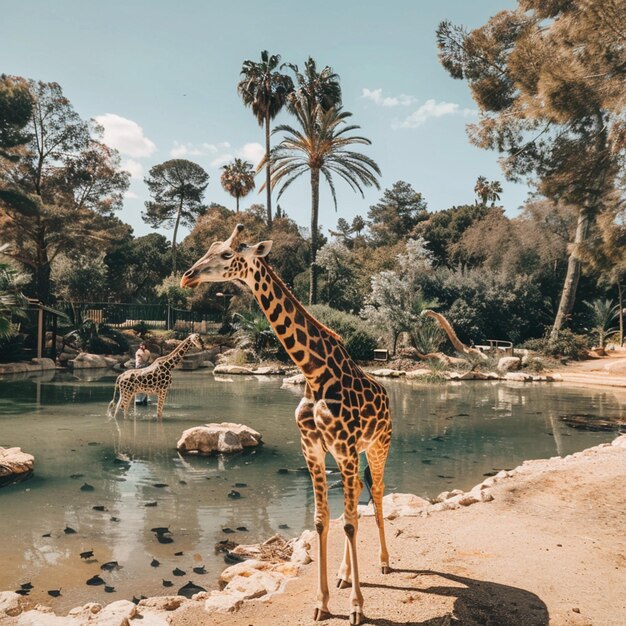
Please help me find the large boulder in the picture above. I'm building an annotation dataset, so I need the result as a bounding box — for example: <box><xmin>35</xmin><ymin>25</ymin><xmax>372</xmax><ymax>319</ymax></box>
<box><xmin>177</xmin><ymin>423</ymin><xmax>262</xmax><ymax>455</ymax></box>
<box><xmin>0</xmin><ymin>447</ymin><xmax>34</xmax><ymax>480</ymax></box>
<box><xmin>359</xmin><ymin>492</ymin><xmax>430</xmax><ymax>519</ymax></box>
<box><xmin>71</xmin><ymin>353</ymin><xmax>116</xmax><ymax>369</ymax></box>
<box><xmin>498</xmin><ymin>356</ymin><xmax>521</xmax><ymax>371</ymax></box>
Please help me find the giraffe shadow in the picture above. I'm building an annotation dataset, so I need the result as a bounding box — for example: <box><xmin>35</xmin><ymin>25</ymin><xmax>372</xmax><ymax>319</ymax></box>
<box><xmin>343</xmin><ymin>569</ymin><xmax>549</xmax><ymax>625</ymax></box>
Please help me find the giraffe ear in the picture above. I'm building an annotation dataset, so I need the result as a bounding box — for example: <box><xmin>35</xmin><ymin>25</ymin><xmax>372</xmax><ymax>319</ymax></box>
<box><xmin>250</xmin><ymin>240</ymin><xmax>273</xmax><ymax>257</ymax></box>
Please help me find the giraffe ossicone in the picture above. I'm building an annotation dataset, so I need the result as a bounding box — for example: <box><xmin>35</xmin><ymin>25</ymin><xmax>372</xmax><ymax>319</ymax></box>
<box><xmin>182</xmin><ymin>224</ymin><xmax>392</xmax><ymax>625</ymax></box>
<box><xmin>107</xmin><ymin>333</ymin><xmax>204</xmax><ymax>420</ymax></box>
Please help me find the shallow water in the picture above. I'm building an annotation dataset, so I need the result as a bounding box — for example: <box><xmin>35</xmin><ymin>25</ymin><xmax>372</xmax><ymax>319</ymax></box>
<box><xmin>0</xmin><ymin>369</ymin><xmax>623</xmax><ymax>610</ymax></box>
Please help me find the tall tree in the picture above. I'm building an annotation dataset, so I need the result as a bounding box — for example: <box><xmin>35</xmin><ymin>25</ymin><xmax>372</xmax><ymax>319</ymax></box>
<box><xmin>368</xmin><ymin>181</ymin><xmax>429</xmax><ymax>247</ymax></box>
<box><xmin>437</xmin><ymin>1</ymin><xmax>626</xmax><ymax>340</ymax></box>
<box><xmin>143</xmin><ymin>159</ymin><xmax>209</xmax><ymax>274</ymax></box>
<box><xmin>474</xmin><ymin>176</ymin><xmax>502</xmax><ymax>207</ymax></box>
<box><xmin>285</xmin><ymin>57</ymin><xmax>342</xmax><ymax>114</ymax></box>
<box><xmin>220</xmin><ymin>158</ymin><xmax>255</xmax><ymax>213</ymax></box>
<box><xmin>0</xmin><ymin>80</ymin><xmax>129</xmax><ymax>303</ymax></box>
<box><xmin>237</xmin><ymin>51</ymin><xmax>293</xmax><ymax>227</ymax></box>
<box><xmin>267</xmin><ymin>104</ymin><xmax>381</xmax><ymax>304</ymax></box>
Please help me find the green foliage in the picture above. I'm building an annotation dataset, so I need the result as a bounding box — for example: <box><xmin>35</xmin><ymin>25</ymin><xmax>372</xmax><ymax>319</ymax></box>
<box><xmin>316</xmin><ymin>242</ymin><xmax>363</xmax><ymax>312</ymax></box>
<box><xmin>523</xmin><ymin>330</ymin><xmax>590</xmax><ymax>360</ymax></box>
<box><xmin>0</xmin><ymin>333</ymin><xmax>29</xmax><ymax>363</ymax></box>
<box><xmin>69</xmin><ymin>320</ymin><xmax>129</xmax><ymax>355</ymax></box>
<box><xmin>156</xmin><ymin>274</ymin><xmax>190</xmax><ymax>309</ymax></box>
<box><xmin>233</xmin><ymin>310</ymin><xmax>278</xmax><ymax>360</ymax></box>
<box><xmin>583</xmin><ymin>298</ymin><xmax>619</xmax><ymax>348</ymax></box>
<box><xmin>411</xmin><ymin>318</ymin><xmax>446</xmax><ymax>355</ymax></box>
<box><xmin>0</xmin><ymin>245</ymin><xmax>29</xmax><ymax>339</ymax></box>
<box><xmin>220</xmin><ymin>158</ymin><xmax>255</xmax><ymax>212</ymax></box>
<box><xmin>51</xmin><ymin>255</ymin><xmax>108</xmax><ymax>303</ymax></box>
<box><xmin>132</xmin><ymin>321</ymin><xmax>149</xmax><ymax>338</ymax></box>
<box><xmin>307</xmin><ymin>304</ymin><xmax>377</xmax><ymax>361</ymax></box>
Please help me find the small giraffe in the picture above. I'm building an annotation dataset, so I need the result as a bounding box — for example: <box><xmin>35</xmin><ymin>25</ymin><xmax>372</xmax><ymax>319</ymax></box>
<box><xmin>107</xmin><ymin>333</ymin><xmax>204</xmax><ymax>420</ymax></box>
<box><xmin>181</xmin><ymin>225</ymin><xmax>392</xmax><ymax>625</ymax></box>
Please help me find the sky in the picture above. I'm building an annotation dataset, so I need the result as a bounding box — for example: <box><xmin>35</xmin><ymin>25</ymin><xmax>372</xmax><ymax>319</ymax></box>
<box><xmin>1</xmin><ymin>0</ymin><xmax>526</xmax><ymax>241</ymax></box>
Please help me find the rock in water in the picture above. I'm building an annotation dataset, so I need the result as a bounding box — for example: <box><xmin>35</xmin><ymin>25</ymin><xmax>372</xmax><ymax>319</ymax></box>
<box><xmin>172</xmin><ymin>568</ymin><xmax>186</xmax><ymax>576</ymax></box>
<box><xmin>176</xmin><ymin>422</ymin><xmax>262</xmax><ymax>455</ymax></box>
<box><xmin>86</xmin><ymin>575</ymin><xmax>105</xmax><ymax>586</ymax></box>
<box><xmin>100</xmin><ymin>561</ymin><xmax>121</xmax><ymax>572</ymax></box>
<box><xmin>150</xmin><ymin>558</ymin><xmax>160</xmax><ymax>567</ymax></box>
<box><xmin>79</xmin><ymin>550</ymin><xmax>94</xmax><ymax>559</ymax></box>
<box><xmin>178</xmin><ymin>581</ymin><xmax>206</xmax><ymax>598</ymax></box>
<box><xmin>47</xmin><ymin>589</ymin><xmax>61</xmax><ymax>597</ymax></box>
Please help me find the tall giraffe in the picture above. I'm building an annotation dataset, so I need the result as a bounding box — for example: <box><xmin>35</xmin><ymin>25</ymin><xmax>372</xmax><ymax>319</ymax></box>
<box><xmin>107</xmin><ymin>333</ymin><xmax>204</xmax><ymax>420</ymax></box>
<box><xmin>181</xmin><ymin>224</ymin><xmax>392</xmax><ymax>625</ymax></box>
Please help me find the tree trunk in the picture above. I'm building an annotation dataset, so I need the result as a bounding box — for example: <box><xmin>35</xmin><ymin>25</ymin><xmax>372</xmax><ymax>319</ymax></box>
<box><xmin>618</xmin><ymin>281</ymin><xmax>624</xmax><ymax>347</ymax></box>
<box><xmin>265</xmin><ymin>110</ymin><xmax>272</xmax><ymax>227</ymax></box>
<box><xmin>236</xmin><ymin>195</ymin><xmax>240</xmax><ymax>213</ymax></box>
<box><xmin>550</xmin><ymin>208</ymin><xmax>591</xmax><ymax>340</ymax></box>
<box><xmin>172</xmin><ymin>198</ymin><xmax>183</xmax><ymax>274</ymax></box>
<box><xmin>309</xmin><ymin>168</ymin><xmax>320</xmax><ymax>305</ymax></box>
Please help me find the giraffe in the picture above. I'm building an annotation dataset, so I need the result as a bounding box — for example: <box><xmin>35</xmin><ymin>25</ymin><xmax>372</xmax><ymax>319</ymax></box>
<box><xmin>107</xmin><ymin>333</ymin><xmax>204</xmax><ymax>420</ymax></box>
<box><xmin>181</xmin><ymin>224</ymin><xmax>392</xmax><ymax>625</ymax></box>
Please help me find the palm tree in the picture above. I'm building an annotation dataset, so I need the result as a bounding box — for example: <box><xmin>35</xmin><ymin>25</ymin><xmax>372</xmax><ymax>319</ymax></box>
<box><xmin>474</xmin><ymin>176</ymin><xmax>503</xmax><ymax>206</ymax></box>
<box><xmin>220</xmin><ymin>158</ymin><xmax>256</xmax><ymax>213</ymax></box>
<box><xmin>237</xmin><ymin>51</ymin><xmax>293</xmax><ymax>227</ymax></box>
<box><xmin>0</xmin><ymin>244</ymin><xmax>28</xmax><ymax>340</ymax></box>
<box><xmin>267</xmin><ymin>103</ymin><xmax>381</xmax><ymax>304</ymax></box>
<box><xmin>284</xmin><ymin>57</ymin><xmax>342</xmax><ymax>114</ymax></box>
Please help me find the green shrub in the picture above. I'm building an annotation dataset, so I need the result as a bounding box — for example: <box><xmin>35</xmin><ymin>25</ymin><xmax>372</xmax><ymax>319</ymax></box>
<box><xmin>132</xmin><ymin>320</ymin><xmax>149</xmax><ymax>338</ymax></box>
<box><xmin>522</xmin><ymin>329</ymin><xmax>589</xmax><ymax>360</ymax></box>
<box><xmin>0</xmin><ymin>333</ymin><xmax>29</xmax><ymax>363</ymax></box>
<box><xmin>307</xmin><ymin>304</ymin><xmax>378</xmax><ymax>361</ymax></box>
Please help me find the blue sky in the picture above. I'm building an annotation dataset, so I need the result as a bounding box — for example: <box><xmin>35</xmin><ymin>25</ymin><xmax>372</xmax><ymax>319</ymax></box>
<box><xmin>2</xmin><ymin>0</ymin><xmax>525</xmax><ymax>240</ymax></box>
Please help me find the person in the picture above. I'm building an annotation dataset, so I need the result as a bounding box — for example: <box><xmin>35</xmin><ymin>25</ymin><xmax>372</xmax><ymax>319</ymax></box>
<box><xmin>134</xmin><ymin>342</ymin><xmax>151</xmax><ymax>405</ymax></box>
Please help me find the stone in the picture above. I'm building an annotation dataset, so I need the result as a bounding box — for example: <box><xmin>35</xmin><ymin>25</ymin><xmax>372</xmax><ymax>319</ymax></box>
<box><xmin>498</xmin><ymin>356</ymin><xmax>521</xmax><ymax>371</ymax></box>
<box><xmin>90</xmin><ymin>600</ymin><xmax>137</xmax><ymax>625</ymax></box>
<box><xmin>282</xmin><ymin>373</ymin><xmax>306</xmax><ymax>386</ymax></box>
<box><xmin>405</xmin><ymin>368</ymin><xmax>431</xmax><ymax>380</ymax></box>
<box><xmin>290</xmin><ymin>529</ymin><xmax>315</xmax><ymax>565</ymax></box>
<box><xmin>204</xmin><ymin>591</ymin><xmax>243</xmax><ymax>613</ymax></box>
<box><xmin>31</xmin><ymin>358</ymin><xmax>56</xmax><ymax>370</ymax></box>
<box><xmin>611</xmin><ymin>434</ymin><xmax>626</xmax><ymax>449</ymax></box>
<box><xmin>138</xmin><ymin>596</ymin><xmax>185</xmax><ymax>611</ymax></box>
<box><xmin>0</xmin><ymin>591</ymin><xmax>22</xmax><ymax>617</ymax></box>
<box><xmin>213</xmin><ymin>364</ymin><xmax>254</xmax><ymax>375</ymax></box>
<box><xmin>225</xmin><ymin>571</ymin><xmax>282</xmax><ymax>599</ymax></box>
<box><xmin>369</xmin><ymin>369</ymin><xmax>406</xmax><ymax>378</ymax></box>
<box><xmin>359</xmin><ymin>492</ymin><xmax>430</xmax><ymax>519</ymax></box>
<box><xmin>177</xmin><ymin>422</ymin><xmax>262</xmax><ymax>455</ymax></box>
<box><xmin>0</xmin><ymin>447</ymin><xmax>34</xmax><ymax>479</ymax></box>
<box><xmin>504</xmin><ymin>372</ymin><xmax>533</xmax><ymax>382</ymax></box>
<box><xmin>253</xmin><ymin>366</ymin><xmax>286</xmax><ymax>375</ymax></box>
<box><xmin>219</xmin><ymin>560</ymin><xmax>268</xmax><ymax>587</ymax></box>
<box><xmin>71</xmin><ymin>353</ymin><xmax>113</xmax><ymax>369</ymax></box>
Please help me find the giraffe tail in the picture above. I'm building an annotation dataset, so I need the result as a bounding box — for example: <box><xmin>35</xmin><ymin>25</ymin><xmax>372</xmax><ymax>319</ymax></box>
<box><xmin>107</xmin><ymin>380</ymin><xmax>120</xmax><ymax>418</ymax></box>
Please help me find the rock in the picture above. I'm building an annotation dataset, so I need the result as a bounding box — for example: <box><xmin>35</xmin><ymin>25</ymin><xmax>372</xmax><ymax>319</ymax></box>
<box><xmin>0</xmin><ymin>591</ymin><xmax>21</xmax><ymax>617</ymax></box>
<box><xmin>253</xmin><ymin>366</ymin><xmax>286</xmax><ymax>375</ymax></box>
<box><xmin>90</xmin><ymin>600</ymin><xmax>137</xmax><ymax>625</ymax></box>
<box><xmin>612</xmin><ymin>434</ymin><xmax>626</xmax><ymax>449</ymax></box>
<box><xmin>71</xmin><ymin>353</ymin><xmax>114</xmax><ymax>369</ymax></box>
<box><xmin>204</xmin><ymin>591</ymin><xmax>243</xmax><ymax>613</ymax></box>
<box><xmin>546</xmin><ymin>373</ymin><xmax>563</xmax><ymax>382</ymax></box>
<box><xmin>177</xmin><ymin>423</ymin><xmax>262</xmax><ymax>455</ymax></box>
<box><xmin>282</xmin><ymin>373</ymin><xmax>306</xmax><ymax>386</ymax></box>
<box><xmin>405</xmin><ymin>368</ymin><xmax>431</xmax><ymax>380</ymax></box>
<box><xmin>138</xmin><ymin>596</ymin><xmax>185</xmax><ymax>611</ymax></box>
<box><xmin>290</xmin><ymin>529</ymin><xmax>315</xmax><ymax>565</ymax></box>
<box><xmin>0</xmin><ymin>447</ymin><xmax>34</xmax><ymax>479</ymax></box>
<box><xmin>213</xmin><ymin>364</ymin><xmax>254</xmax><ymax>375</ymax></box>
<box><xmin>219</xmin><ymin>560</ymin><xmax>268</xmax><ymax>587</ymax></box>
<box><xmin>369</xmin><ymin>369</ymin><xmax>406</xmax><ymax>378</ymax></box>
<box><xmin>359</xmin><ymin>492</ymin><xmax>430</xmax><ymax>519</ymax></box>
<box><xmin>445</xmin><ymin>371</ymin><xmax>462</xmax><ymax>380</ymax></box>
<box><xmin>225</xmin><ymin>571</ymin><xmax>282</xmax><ymax>599</ymax></box>
<box><xmin>498</xmin><ymin>356</ymin><xmax>521</xmax><ymax>371</ymax></box>
<box><xmin>459</xmin><ymin>371</ymin><xmax>489</xmax><ymax>380</ymax></box>
<box><xmin>504</xmin><ymin>372</ymin><xmax>534</xmax><ymax>382</ymax></box>
<box><xmin>31</xmin><ymin>358</ymin><xmax>56</xmax><ymax>370</ymax></box>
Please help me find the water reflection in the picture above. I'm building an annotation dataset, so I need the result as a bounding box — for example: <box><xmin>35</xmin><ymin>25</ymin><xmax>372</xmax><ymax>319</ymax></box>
<box><xmin>0</xmin><ymin>372</ymin><xmax>621</xmax><ymax>610</ymax></box>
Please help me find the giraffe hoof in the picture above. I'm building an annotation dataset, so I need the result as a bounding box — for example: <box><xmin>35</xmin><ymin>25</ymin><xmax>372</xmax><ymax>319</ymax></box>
<box><xmin>336</xmin><ymin>578</ymin><xmax>351</xmax><ymax>589</ymax></box>
<box><xmin>381</xmin><ymin>565</ymin><xmax>391</xmax><ymax>575</ymax></box>
<box><xmin>313</xmin><ymin>608</ymin><xmax>330</xmax><ymax>621</ymax></box>
<box><xmin>349</xmin><ymin>607</ymin><xmax>364</xmax><ymax>625</ymax></box>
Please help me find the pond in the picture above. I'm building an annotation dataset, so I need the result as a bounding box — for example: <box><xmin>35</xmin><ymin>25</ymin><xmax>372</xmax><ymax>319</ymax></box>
<box><xmin>0</xmin><ymin>369</ymin><xmax>623</xmax><ymax>610</ymax></box>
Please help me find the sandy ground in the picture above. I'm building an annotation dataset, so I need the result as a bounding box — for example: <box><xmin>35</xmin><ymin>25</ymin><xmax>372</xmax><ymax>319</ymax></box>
<box><xmin>168</xmin><ymin>437</ymin><xmax>626</xmax><ymax>626</ymax></box>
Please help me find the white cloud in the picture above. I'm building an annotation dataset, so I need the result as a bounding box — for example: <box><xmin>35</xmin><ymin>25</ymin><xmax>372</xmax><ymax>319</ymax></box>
<box><xmin>237</xmin><ymin>142</ymin><xmax>264</xmax><ymax>167</ymax></box>
<box><xmin>123</xmin><ymin>190</ymin><xmax>139</xmax><ymax>199</ymax></box>
<box><xmin>210</xmin><ymin>153</ymin><xmax>233</xmax><ymax>168</ymax></box>
<box><xmin>169</xmin><ymin>141</ymin><xmax>230</xmax><ymax>158</ymax></box>
<box><xmin>121</xmin><ymin>158</ymin><xmax>143</xmax><ymax>179</ymax></box>
<box><xmin>394</xmin><ymin>99</ymin><xmax>475</xmax><ymax>129</ymax></box>
<box><xmin>95</xmin><ymin>113</ymin><xmax>156</xmax><ymax>158</ymax></box>
<box><xmin>362</xmin><ymin>88</ymin><xmax>416</xmax><ymax>107</ymax></box>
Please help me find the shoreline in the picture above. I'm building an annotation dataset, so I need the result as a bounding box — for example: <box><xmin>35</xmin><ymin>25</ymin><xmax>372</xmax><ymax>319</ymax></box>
<box><xmin>3</xmin><ymin>434</ymin><xmax>625</xmax><ymax>625</ymax></box>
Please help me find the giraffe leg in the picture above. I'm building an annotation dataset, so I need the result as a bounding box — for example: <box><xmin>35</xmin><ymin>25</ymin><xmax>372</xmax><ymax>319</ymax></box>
<box><xmin>156</xmin><ymin>389</ymin><xmax>167</xmax><ymax>419</ymax></box>
<box><xmin>336</xmin><ymin>538</ymin><xmax>352</xmax><ymax>588</ymax></box>
<box><xmin>366</xmin><ymin>441</ymin><xmax>391</xmax><ymax>574</ymax></box>
<box><xmin>296</xmin><ymin>398</ymin><xmax>330</xmax><ymax>621</ymax></box>
<box><xmin>335</xmin><ymin>452</ymin><xmax>364</xmax><ymax>626</ymax></box>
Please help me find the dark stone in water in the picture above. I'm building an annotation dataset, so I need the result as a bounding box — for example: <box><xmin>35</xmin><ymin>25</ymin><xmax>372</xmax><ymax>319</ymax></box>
<box><xmin>174</xmin><ymin>551</ymin><xmax>184</xmax><ymax>556</ymax></box>
<box><xmin>15</xmin><ymin>589</ymin><xmax>29</xmax><ymax>596</ymax></box>
<box><xmin>42</xmin><ymin>533</ymin><xmax>51</xmax><ymax>538</ymax></box>
<box><xmin>92</xmin><ymin>505</ymin><xmax>107</xmax><ymax>512</ymax></box>
<box><xmin>227</xmin><ymin>490</ymin><xmax>241</xmax><ymax>499</ymax></box>
<box><xmin>236</xmin><ymin>526</ymin><xmax>248</xmax><ymax>532</ymax></box>
<box><xmin>87</xmin><ymin>442</ymin><xmax>100</xmax><ymax>446</ymax></box>
<box><xmin>145</xmin><ymin>501</ymin><xmax>158</xmax><ymax>507</ymax></box>
<box><xmin>64</xmin><ymin>526</ymin><xmax>77</xmax><ymax>534</ymax></box>
<box><xmin>192</xmin><ymin>566</ymin><xmax>206</xmax><ymax>575</ymax></box>
<box><xmin>80</xmin><ymin>550</ymin><xmax>94</xmax><ymax>559</ymax></box>
<box><xmin>157</xmin><ymin>535</ymin><xmax>174</xmax><ymax>544</ymax></box>
<box><xmin>151</xmin><ymin>527</ymin><xmax>170</xmax><ymax>535</ymax></box>
<box><xmin>234</xmin><ymin>482</ymin><xmax>247</xmax><ymax>488</ymax></box>
<box><xmin>20</xmin><ymin>582</ymin><xmax>33</xmax><ymax>590</ymax></box>
<box><xmin>70</xmin><ymin>474</ymin><xmax>84</xmax><ymax>479</ymax></box>
<box><xmin>222</xmin><ymin>527</ymin><xmax>235</xmax><ymax>534</ymax></box>
<box><xmin>277</xmin><ymin>468</ymin><xmax>289</xmax><ymax>474</ymax></box>
<box><xmin>151</xmin><ymin>559</ymin><xmax>160</xmax><ymax>567</ymax></box>
<box><xmin>172</xmin><ymin>567</ymin><xmax>186</xmax><ymax>576</ymax></box>
<box><xmin>162</xmin><ymin>580</ymin><xmax>173</xmax><ymax>587</ymax></box>
<box><xmin>178</xmin><ymin>581</ymin><xmax>206</xmax><ymax>598</ymax></box>
<box><xmin>104</xmin><ymin>586</ymin><xmax>115</xmax><ymax>593</ymax></box>
<box><xmin>421</xmin><ymin>460</ymin><xmax>432</xmax><ymax>464</ymax></box>
<box><xmin>101</xmin><ymin>561</ymin><xmax>121</xmax><ymax>572</ymax></box>
<box><xmin>110</xmin><ymin>517</ymin><xmax>120</xmax><ymax>522</ymax></box>
<box><xmin>215</xmin><ymin>539</ymin><xmax>237</xmax><ymax>554</ymax></box>
<box><xmin>153</xmin><ymin>483</ymin><xmax>168</xmax><ymax>488</ymax></box>
<box><xmin>431</xmin><ymin>436</ymin><xmax>445</xmax><ymax>442</ymax></box>
<box><xmin>48</xmin><ymin>589</ymin><xmax>61</xmax><ymax>597</ymax></box>
<box><xmin>86</xmin><ymin>575</ymin><xmax>105</xmax><ymax>586</ymax></box>
<box><xmin>132</xmin><ymin>595</ymin><xmax>146</xmax><ymax>605</ymax></box>
<box><xmin>483</xmin><ymin>471</ymin><xmax>497</xmax><ymax>477</ymax></box>
<box><xmin>278</xmin><ymin>524</ymin><xmax>290</xmax><ymax>530</ymax></box>
<box><xmin>224</xmin><ymin>552</ymin><xmax>245</xmax><ymax>565</ymax></box>
<box><xmin>560</xmin><ymin>413</ymin><xmax>623</xmax><ymax>432</ymax></box>
<box><xmin>179</xmin><ymin>480</ymin><xmax>187</xmax><ymax>485</ymax></box>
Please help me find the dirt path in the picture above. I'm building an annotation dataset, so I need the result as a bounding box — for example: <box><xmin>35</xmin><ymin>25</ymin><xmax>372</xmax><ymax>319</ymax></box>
<box><xmin>171</xmin><ymin>439</ymin><xmax>626</xmax><ymax>626</ymax></box>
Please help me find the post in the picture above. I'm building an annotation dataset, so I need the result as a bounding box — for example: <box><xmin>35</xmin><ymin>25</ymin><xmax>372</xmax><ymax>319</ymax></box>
<box><xmin>37</xmin><ymin>304</ymin><xmax>44</xmax><ymax>358</ymax></box>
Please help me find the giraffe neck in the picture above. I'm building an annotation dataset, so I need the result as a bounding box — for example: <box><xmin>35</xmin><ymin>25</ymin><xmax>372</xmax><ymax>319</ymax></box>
<box><xmin>244</xmin><ymin>258</ymin><xmax>348</xmax><ymax>388</ymax></box>
<box><xmin>161</xmin><ymin>338</ymin><xmax>193</xmax><ymax>369</ymax></box>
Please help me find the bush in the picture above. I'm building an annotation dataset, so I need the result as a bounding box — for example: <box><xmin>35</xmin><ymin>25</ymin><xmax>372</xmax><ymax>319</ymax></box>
<box><xmin>308</xmin><ymin>304</ymin><xmax>378</xmax><ymax>361</ymax></box>
<box><xmin>522</xmin><ymin>329</ymin><xmax>589</xmax><ymax>360</ymax></box>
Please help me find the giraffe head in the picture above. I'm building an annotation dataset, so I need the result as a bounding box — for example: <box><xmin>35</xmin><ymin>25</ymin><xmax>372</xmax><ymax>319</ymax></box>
<box><xmin>180</xmin><ymin>224</ymin><xmax>272</xmax><ymax>288</ymax></box>
<box><xmin>188</xmin><ymin>333</ymin><xmax>204</xmax><ymax>350</ymax></box>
